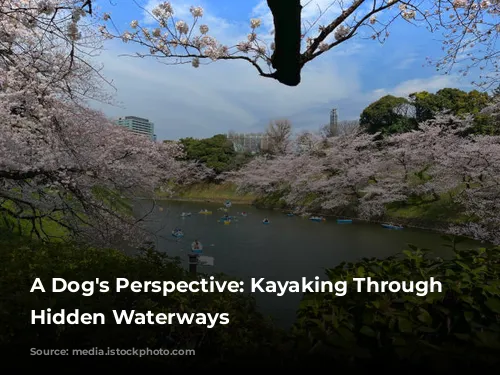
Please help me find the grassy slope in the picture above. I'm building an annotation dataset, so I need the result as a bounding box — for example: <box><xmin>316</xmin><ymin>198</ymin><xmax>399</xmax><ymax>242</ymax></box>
<box><xmin>0</xmin><ymin>186</ymin><xmax>133</xmax><ymax>241</ymax></box>
<box><xmin>160</xmin><ymin>182</ymin><xmax>256</xmax><ymax>204</ymax></box>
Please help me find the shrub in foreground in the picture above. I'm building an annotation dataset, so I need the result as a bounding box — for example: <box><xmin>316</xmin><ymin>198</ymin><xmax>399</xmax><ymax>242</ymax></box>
<box><xmin>2</xmin><ymin>233</ymin><xmax>500</xmax><ymax>369</ymax></box>
<box><xmin>293</xmin><ymin>242</ymin><xmax>500</xmax><ymax>370</ymax></box>
<box><xmin>0</xmin><ymin>234</ymin><xmax>284</xmax><ymax>367</ymax></box>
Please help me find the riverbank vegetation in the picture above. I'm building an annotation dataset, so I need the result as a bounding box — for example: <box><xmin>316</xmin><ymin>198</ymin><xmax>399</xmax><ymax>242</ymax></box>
<box><xmin>0</xmin><ymin>232</ymin><xmax>284</xmax><ymax>368</ymax></box>
<box><xmin>159</xmin><ymin>182</ymin><xmax>256</xmax><ymax>204</ymax></box>
<box><xmin>3</xmin><ymin>231</ymin><xmax>500</xmax><ymax>369</ymax></box>
<box><xmin>230</xmin><ymin>103</ymin><xmax>500</xmax><ymax>246</ymax></box>
<box><xmin>165</xmin><ymin>87</ymin><xmax>500</xmax><ymax>245</ymax></box>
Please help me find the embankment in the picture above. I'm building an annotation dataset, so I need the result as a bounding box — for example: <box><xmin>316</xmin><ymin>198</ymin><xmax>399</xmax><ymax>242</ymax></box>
<box><xmin>157</xmin><ymin>182</ymin><xmax>256</xmax><ymax>204</ymax></box>
<box><xmin>162</xmin><ymin>182</ymin><xmax>466</xmax><ymax>235</ymax></box>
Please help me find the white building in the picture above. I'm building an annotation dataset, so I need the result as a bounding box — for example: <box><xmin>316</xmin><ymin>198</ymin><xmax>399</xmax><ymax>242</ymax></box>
<box><xmin>115</xmin><ymin>116</ymin><xmax>156</xmax><ymax>141</ymax></box>
<box><xmin>227</xmin><ymin>132</ymin><xmax>269</xmax><ymax>153</ymax></box>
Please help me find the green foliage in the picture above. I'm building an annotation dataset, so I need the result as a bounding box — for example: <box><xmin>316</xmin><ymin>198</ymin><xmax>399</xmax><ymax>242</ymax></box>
<box><xmin>92</xmin><ymin>186</ymin><xmax>133</xmax><ymax>216</ymax></box>
<box><xmin>410</xmin><ymin>88</ymin><xmax>489</xmax><ymax>122</ymax></box>
<box><xmin>0</xmin><ymin>185</ymin><xmax>134</xmax><ymax>242</ymax></box>
<box><xmin>293</xmin><ymin>244</ymin><xmax>500</xmax><ymax>368</ymax></box>
<box><xmin>0</xmin><ymin>198</ymin><xmax>70</xmax><ymax>240</ymax></box>
<box><xmin>360</xmin><ymin>88</ymin><xmax>492</xmax><ymax>137</ymax></box>
<box><xmin>254</xmin><ymin>189</ymin><xmax>290</xmax><ymax>209</ymax></box>
<box><xmin>492</xmin><ymin>84</ymin><xmax>500</xmax><ymax>99</ymax></box>
<box><xmin>359</xmin><ymin>95</ymin><xmax>417</xmax><ymax>135</ymax></box>
<box><xmin>176</xmin><ymin>134</ymin><xmax>253</xmax><ymax>174</ymax></box>
<box><xmin>409</xmin><ymin>88</ymin><xmax>492</xmax><ymax>134</ymax></box>
<box><xmin>0</xmin><ymin>234</ymin><xmax>284</xmax><ymax>367</ymax></box>
<box><xmin>2</xmin><ymin>230</ymin><xmax>500</xmax><ymax>369</ymax></box>
<box><xmin>173</xmin><ymin>182</ymin><xmax>256</xmax><ymax>203</ymax></box>
<box><xmin>473</xmin><ymin>113</ymin><xmax>500</xmax><ymax>135</ymax></box>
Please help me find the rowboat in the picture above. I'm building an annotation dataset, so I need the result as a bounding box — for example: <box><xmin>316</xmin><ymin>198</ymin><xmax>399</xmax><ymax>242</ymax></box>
<box><xmin>181</xmin><ymin>212</ymin><xmax>191</xmax><ymax>217</ymax></box>
<box><xmin>191</xmin><ymin>241</ymin><xmax>203</xmax><ymax>252</ymax></box>
<box><xmin>381</xmin><ymin>223</ymin><xmax>403</xmax><ymax>230</ymax></box>
<box><xmin>310</xmin><ymin>216</ymin><xmax>325</xmax><ymax>222</ymax></box>
<box><xmin>262</xmin><ymin>220</ymin><xmax>270</xmax><ymax>225</ymax></box>
<box><xmin>286</xmin><ymin>213</ymin><xmax>294</xmax><ymax>217</ymax></box>
<box><xmin>337</xmin><ymin>219</ymin><xmax>352</xmax><ymax>224</ymax></box>
<box><xmin>223</xmin><ymin>220</ymin><xmax>231</xmax><ymax>225</ymax></box>
<box><xmin>172</xmin><ymin>230</ymin><xmax>184</xmax><ymax>238</ymax></box>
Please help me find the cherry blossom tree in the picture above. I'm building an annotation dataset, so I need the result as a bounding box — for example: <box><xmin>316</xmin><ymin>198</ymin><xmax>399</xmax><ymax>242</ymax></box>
<box><xmin>232</xmin><ymin>130</ymin><xmax>381</xmax><ymax>215</ymax></box>
<box><xmin>0</xmin><ymin>1</ymin><xmax>189</xmax><ymax>246</ymax></box>
<box><xmin>265</xmin><ymin>119</ymin><xmax>293</xmax><ymax>155</ymax></box>
<box><xmin>101</xmin><ymin>1</ymin><xmax>499</xmax><ymax>87</ymax></box>
<box><xmin>232</xmin><ymin>107</ymin><xmax>500</xmax><ymax>245</ymax></box>
<box><xmin>295</xmin><ymin>130</ymin><xmax>325</xmax><ymax>154</ymax></box>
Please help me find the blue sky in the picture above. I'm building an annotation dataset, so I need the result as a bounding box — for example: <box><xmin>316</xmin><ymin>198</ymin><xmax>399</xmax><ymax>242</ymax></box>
<box><xmin>93</xmin><ymin>0</ymin><xmax>476</xmax><ymax>140</ymax></box>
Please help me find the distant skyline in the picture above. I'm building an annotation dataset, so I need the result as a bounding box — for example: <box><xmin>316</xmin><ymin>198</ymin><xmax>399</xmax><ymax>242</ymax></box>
<box><xmin>93</xmin><ymin>0</ymin><xmax>477</xmax><ymax>141</ymax></box>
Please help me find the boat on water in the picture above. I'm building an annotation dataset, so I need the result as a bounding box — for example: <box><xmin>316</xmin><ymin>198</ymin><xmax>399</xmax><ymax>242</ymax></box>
<box><xmin>181</xmin><ymin>212</ymin><xmax>192</xmax><ymax>217</ymax></box>
<box><xmin>223</xmin><ymin>220</ymin><xmax>231</xmax><ymax>225</ymax></box>
<box><xmin>286</xmin><ymin>213</ymin><xmax>294</xmax><ymax>217</ymax></box>
<box><xmin>337</xmin><ymin>219</ymin><xmax>352</xmax><ymax>224</ymax></box>
<box><xmin>191</xmin><ymin>240</ymin><xmax>203</xmax><ymax>253</ymax></box>
<box><xmin>310</xmin><ymin>216</ymin><xmax>326</xmax><ymax>222</ymax></box>
<box><xmin>381</xmin><ymin>223</ymin><xmax>403</xmax><ymax>230</ymax></box>
<box><xmin>262</xmin><ymin>219</ymin><xmax>270</xmax><ymax>224</ymax></box>
<box><xmin>199</xmin><ymin>210</ymin><xmax>212</xmax><ymax>215</ymax></box>
<box><xmin>172</xmin><ymin>229</ymin><xmax>184</xmax><ymax>238</ymax></box>
<box><xmin>224</xmin><ymin>200</ymin><xmax>232</xmax><ymax>208</ymax></box>
<box><xmin>240</xmin><ymin>212</ymin><xmax>247</xmax><ymax>217</ymax></box>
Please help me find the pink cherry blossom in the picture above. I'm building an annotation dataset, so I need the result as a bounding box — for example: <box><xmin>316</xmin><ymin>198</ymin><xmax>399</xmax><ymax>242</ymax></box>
<box><xmin>0</xmin><ymin>0</ymin><xmax>200</xmax><ymax>246</ymax></box>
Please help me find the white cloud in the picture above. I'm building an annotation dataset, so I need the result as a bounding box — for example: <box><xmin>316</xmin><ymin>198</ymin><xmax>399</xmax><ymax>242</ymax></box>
<box><xmin>95</xmin><ymin>39</ymin><xmax>361</xmax><ymax>139</ymax></box>
<box><xmin>92</xmin><ymin>1</ymin><xmax>474</xmax><ymax>140</ymax></box>
<box><xmin>371</xmin><ymin>75</ymin><xmax>472</xmax><ymax>98</ymax></box>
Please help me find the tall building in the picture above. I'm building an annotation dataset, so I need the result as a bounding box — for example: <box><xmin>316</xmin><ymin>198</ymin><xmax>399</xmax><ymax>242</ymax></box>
<box><xmin>227</xmin><ymin>132</ymin><xmax>269</xmax><ymax>153</ymax></box>
<box><xmin>115</xmin><ymin>116</ymin><xmax>155</xmax><ymax>141</ymax></box>
<box><xmin>329</xmin><ymin>108</ymin><xmax>338</xmax><ymax>136</ymax></box>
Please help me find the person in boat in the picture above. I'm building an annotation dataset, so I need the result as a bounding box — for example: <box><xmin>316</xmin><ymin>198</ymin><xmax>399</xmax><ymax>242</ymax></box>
<box><xmin>263</xmin><ymin>218</ymin><xmax>269</xmax><ymax>223</ymax></box>
<box><xmin>192</xmin><ymin>240</ymin><xmax>201</xmax><ymax>250</ymax></box>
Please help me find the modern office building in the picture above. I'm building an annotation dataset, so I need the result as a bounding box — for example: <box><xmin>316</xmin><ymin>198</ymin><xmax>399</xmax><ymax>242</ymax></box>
<box><xmin>227</xmin><ymin>132</ymin><xmax>269</xmax><ymax>153</ymax></box>
<box><xmin>115</xmin><ymin>116</ymin><xmax>155</xmax><ymax>141</ymax></box>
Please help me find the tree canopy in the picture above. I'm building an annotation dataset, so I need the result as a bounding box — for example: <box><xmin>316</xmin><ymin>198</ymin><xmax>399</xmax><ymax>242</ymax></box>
<box><xmin>359</xmin><ymin>95</ymin><xmax>416</xmax><ymax>135</ymax></box>
<box><xmin>360</xmin><ymin>88</ymin><xmax>495</xmax><ymax>135</ymax></box>
<box><xmin>176</xmin><ymin>134</ymin><xmax>252</xmax><ymax>174</ymax></box>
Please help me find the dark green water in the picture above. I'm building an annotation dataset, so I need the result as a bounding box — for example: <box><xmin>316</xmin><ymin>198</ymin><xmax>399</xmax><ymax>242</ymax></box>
<box><xmin>135</xmin><ymin>200</ymin><xmax>479</xmax><ymax>328</ymax></box>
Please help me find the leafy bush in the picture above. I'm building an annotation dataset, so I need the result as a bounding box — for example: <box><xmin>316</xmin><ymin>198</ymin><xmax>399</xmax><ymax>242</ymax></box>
<box><xmin>0</xmin><ymin>234</ymin><xmax>284</xmax><ymax>367</ymax></box>
<box><xmin>3</xmin><ymin>231</ymin><xmax>500</xmax><ymax>369</ymax></box>
<box><xmin>293</xmin><ymin>241</ymin><xmax>500</xmax><ymax>369</ymax></box>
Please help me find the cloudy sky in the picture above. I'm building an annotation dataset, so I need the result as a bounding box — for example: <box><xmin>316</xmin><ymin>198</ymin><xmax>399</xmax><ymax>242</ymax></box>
<box><xmin>93</xmin><ymin>0</ymin><xmax>475</xmax><ymax>140</ymax></box>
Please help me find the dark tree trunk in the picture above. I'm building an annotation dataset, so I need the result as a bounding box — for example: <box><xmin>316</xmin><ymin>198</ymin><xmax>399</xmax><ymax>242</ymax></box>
<box><xmin>267</xmin><ymin>0</ymin><xmax>302</xmax><ymax>86</ymax></box>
